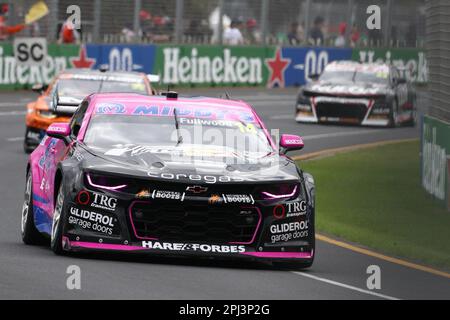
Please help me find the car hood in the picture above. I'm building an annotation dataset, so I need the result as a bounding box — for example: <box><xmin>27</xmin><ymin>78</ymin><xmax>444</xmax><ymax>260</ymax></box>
<box><xmin>34</xmin><ymin>96</ymin><xmax>51</xmax><ymax>111</ymax></box>
<box><xmin>303</xmin><ymin>80</ymin><xmax>389</xmax><ymax>96</ymax></box>
<box><xmin>80</xmin><ymin>144</ymin><xmax>300</xmax><ymax>184</ymax></box>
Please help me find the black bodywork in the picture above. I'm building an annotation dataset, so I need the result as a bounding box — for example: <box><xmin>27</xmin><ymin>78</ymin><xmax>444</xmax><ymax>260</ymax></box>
<box><xmin>295</xmin><ymin>63</ymin><xmax>416</xmax><ymax>127</ymax></box>
<box><xmin>55</xmin><ymin>141</ymin><xmax>315</xmax><ymax>266</ymax></box>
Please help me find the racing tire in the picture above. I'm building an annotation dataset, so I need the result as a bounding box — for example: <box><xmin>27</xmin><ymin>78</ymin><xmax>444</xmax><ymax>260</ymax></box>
<box><xmin>23</xmin><ymin>140</ymin><xmax>34</xmax><ymax>154</ymax></box>
<box><xmin>405</xmin><ymin>99</ymin><xmax>417</xmax><ymax>127</ymax></box>
<box><xmin>405</xmin><ymin>110</ymin><xmax>417</xmax><ymax>127</ymax></box>
<box><xmin>21</xmin><ymin>172</ymin><xmax>45</xmax><ymax>245</ymax></box>
<box><xmin>50</xmin><ymin>181</ymin><xmax>67</xmax><ymax>255</ymax></box>
<box><xmin>23</xmin><ymin>128</ymin><xmax>35</xmax><ymax>154</ymax></box>
<box><xmin>388</xmin><ymin>100</ymin><xmax>400</xmax><ymax>128</ymax></box>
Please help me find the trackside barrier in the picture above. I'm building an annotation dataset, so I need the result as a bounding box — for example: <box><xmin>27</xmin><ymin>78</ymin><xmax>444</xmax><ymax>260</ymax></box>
<box><xmin>0</xmin><ymin>43</ymin><xmax>426</xmax><ymax>90</ymax></box>
<box><xmin>421</xmin><ymin>115</ymin><xmax>450</xmax><ymax>211</ymax></box>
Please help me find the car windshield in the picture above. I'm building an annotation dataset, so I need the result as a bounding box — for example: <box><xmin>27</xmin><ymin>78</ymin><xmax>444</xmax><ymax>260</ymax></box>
<box><xmin>83</xmin><ymin>114</ymin><xmax>274</xmax><ymax>157</ymax></box>
<box><xmin>319</xmin><ymin>68</ymin><xmax>389</xmax><ymax>84</ymax></box>
<box><xmin>57</xmin><ymin>78</ymin><xmax>147</xmax><ymax>99</ymax></box>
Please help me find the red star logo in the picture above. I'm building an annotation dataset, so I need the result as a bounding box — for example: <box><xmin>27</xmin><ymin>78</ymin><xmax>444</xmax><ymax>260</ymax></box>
<box><xmin>70</xmin><ymin>45</ymin><xmax>96</xmax><ymax>69</ymax></box>
<box><xmin>266</xmin><ymin>48</ymin><xmax>290</xmax><ymax>88</ymax></box>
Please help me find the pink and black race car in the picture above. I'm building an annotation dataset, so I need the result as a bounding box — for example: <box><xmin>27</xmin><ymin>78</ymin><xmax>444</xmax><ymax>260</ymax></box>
<box><xmin>21</xmin><ymin>92</ymin><xmax>315</xmax><ymax>269</ymax></box>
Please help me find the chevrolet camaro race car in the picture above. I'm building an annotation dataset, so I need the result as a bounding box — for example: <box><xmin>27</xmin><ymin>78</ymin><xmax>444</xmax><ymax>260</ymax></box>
<box><xmin>24</xmin><ymin>68</ymin><xmax>158</xmax><ymax>153</ymax></box>
<box><xmin>295</xmin><ymin>61</ymin><xmax>417</xmax><ymax>127</ymax></box>
<box><xmin>21</xmin><ymin>93</ymin><xmax>315</xmax><ymax>268</ymax></box>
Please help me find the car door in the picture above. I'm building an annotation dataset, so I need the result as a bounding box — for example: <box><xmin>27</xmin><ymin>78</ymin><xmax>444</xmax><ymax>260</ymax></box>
<box><xmin>39</xmin><ymin>100</ymin><xmax>89</xmax><ymax>218</ymax></box>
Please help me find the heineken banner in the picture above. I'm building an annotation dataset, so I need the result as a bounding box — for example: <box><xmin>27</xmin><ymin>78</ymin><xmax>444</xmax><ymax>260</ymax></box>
<box><xmin>352</xmin><ymin>48</ymin><xmax>428</xmax><ymax>84</ymax></box>
<box><xmin>422</xmin><ymin>115</ymin><xmax>450</xmax><ymax>210</ymax></box>
<box><xmin>85</xmin><ymin>44</ymin><xmax>157</xmax><ymax>73</ymax></box>
<box><xmin>281</xmin><ymin>47</ymin><xmax>352</xmax><ymax>87</ymax></box>
<box><xmin>0</xmin><ymin>43</ymin><xmax>79</xmax><ymax>90</ymax></box>
<box><xmin>0</xmin><ymin>43</ymin><xmax>427</xmax><ymax>89</ymax></box>
<box><xmin>0</xmin><ymin>43</ymin><xmax>157</xmax><ymax>90</ymax></box>
<box><xmin>153</xmin><ymin>45</ymin><xmax>353</xmax><ymax>88</ymax></box>
<box><xmin>154</xmin><ymin>45</ymin><xmax>274</xmax><ymax>87</ymax></box>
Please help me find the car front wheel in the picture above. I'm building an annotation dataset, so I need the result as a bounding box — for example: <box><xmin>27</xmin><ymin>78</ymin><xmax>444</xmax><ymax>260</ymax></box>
<box><xmin>21</xmin><ymin>172</ymin><xmax>45</xmax><ymax>244</ymax></box>
<box><xmin>389</xmin><ymin>100</ymin><xmax>400</xmax><ymax>128</ymax></box>
<box><xmin>50</xmin><ymin>182</ymin><xmax>66</xmax><ymax>255</ymax></box>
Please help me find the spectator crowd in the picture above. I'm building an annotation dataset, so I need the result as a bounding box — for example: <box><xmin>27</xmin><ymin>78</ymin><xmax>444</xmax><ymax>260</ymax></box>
<box><xmin>0</xmin><ymin>3</ymin><xmax>419</xmax><ymax>49</ymax></box>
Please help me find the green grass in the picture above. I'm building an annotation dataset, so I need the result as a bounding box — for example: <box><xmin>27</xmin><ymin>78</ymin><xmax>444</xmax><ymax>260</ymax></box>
<box><xmin>298</xmin><ymin>141</ymin><xmax>450</xmax><ymax>270</ymax></box>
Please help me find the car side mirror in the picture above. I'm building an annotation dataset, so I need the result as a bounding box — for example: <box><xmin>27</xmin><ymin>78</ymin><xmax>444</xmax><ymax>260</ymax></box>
<box><xmin>280</xmin><ymin>134</ymin><xmax>304</xmax><ymax>154</ymax></box>
<box><xmin>32</xmin><ymin>83</ymin><xmax>48</xmax><ymax>94</ymax></box>
<box><xmin>47</xmin><ymin>123</ymin><xmax>71</xmax><ymax>145</ymax></box>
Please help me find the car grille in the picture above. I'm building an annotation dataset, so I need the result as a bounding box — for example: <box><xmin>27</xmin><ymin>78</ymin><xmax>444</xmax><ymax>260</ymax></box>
<box><xmin>316</xmin><ymin>102</ymin><xmax>367</xmax><ymax>121</ymax></box>
<box><xmin>129</xmin><ymin>201</ymin><xmax>261</xmax><ymax>244</ymax></box>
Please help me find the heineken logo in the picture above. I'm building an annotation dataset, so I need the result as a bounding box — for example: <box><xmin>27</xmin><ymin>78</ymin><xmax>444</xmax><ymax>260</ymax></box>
<box><xmin>70</xmin><ymin>45</ymin><xmax>96</xmax><ymax>69</ymax></box>
<box><xmin>265</xmin><ymin>47</ymin><xmax>290</xmax><ymax>88</ymax></box>
<box><xmin>0</xmin><ymin>46</ymin><xmax>68</xmax><ymax>85</ymax></box>
<box><xmin>357</xmin><ymin>49</ymin><xmax>428</xmax><ymax>83</ymax></box>
<box><xmin>162</xmin><ymin>47</ymin><xmax>263</xmax><ymax>85</ymax></box>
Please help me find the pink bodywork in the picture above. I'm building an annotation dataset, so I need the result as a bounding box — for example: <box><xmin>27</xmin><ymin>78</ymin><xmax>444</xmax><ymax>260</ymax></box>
<box><xmin>280</xmin><ymin>134</ymin><xmax>304</xmax><ymax>150</ymax></box>
<box><xmin>28</xmin><ymin>93</ymin><xmax>279</xmax><ymax>221</ymax></box>
<box><xmin>77</xmin><ymin>94</ymin><xmax>277</xmax><ymax>150</ymax></box>
<box><xmin>30</xmin><ymin>136</ymin><xmax>67</xmax><ymax>219</ymax></box>
<box><xmin>47</xmin><ymin>122</ymin><xmax>71</xmax><ymax>136</ymax></box>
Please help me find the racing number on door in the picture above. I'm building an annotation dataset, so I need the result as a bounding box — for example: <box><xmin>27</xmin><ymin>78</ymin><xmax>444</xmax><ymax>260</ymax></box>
<box><xmin>304</xmin><ymin>50</ymin><xmax>328</xmax><ymax>82</ymax></box>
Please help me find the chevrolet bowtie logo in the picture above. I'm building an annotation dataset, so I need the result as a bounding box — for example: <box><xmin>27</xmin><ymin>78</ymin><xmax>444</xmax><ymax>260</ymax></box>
<box><xmin>186</xmin><ymin>185</ymin><xmax>208</xmax><ymax>193</ymax></box>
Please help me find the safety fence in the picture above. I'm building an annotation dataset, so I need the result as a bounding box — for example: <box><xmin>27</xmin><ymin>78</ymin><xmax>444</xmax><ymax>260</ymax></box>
<box><xmin>5</xmin><ymin>0</ymin><xmax>426</xmax><ymax>48</ymax></box>
<box><xmin>0</xmin><ymin>43</ymin><xmax>426</xmax><ymax>90</ymax></box>
<box><xmin>421</xmin><ymin>0</ymin><xmax>450</xmax><ymax>210</ymax></box>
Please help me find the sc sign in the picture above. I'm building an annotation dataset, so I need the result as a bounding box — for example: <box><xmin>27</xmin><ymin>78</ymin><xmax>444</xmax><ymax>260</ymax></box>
<box><xmin>13</xmin><ymin>37</ymin><xmax>48</xmax><ymax>66</ymax></box>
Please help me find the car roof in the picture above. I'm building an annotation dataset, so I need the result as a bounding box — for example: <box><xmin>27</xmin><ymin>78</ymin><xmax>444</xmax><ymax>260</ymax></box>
<box><xmin>89</xmin><ymin>93</ymin><xmax>254</xmax><ymax>112</ymax></box>
<box><xmin>327</xmin><ymin>60</ymin><xmax>390</xmax><ymax>70</ymax></box>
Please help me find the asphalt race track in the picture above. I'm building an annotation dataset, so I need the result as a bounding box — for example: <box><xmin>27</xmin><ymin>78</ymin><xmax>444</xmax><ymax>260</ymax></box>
<box><xmin>0</xmin><ymin>88</ymin><xmax>449</xmax><ymax>299</ymax></box>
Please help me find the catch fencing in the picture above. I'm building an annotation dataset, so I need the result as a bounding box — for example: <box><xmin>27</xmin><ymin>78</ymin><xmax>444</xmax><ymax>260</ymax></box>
<box><xmin>4</xmin><ymin>0</ymin><xmax>426</xmax><ymax>48</ymax></box>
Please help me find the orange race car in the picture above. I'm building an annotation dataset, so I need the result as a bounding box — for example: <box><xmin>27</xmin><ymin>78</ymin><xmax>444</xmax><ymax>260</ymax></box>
<box><xmin>24</xmin><ymin>68</ymin><xmax>159</xmax><ymax>152</ymax></box>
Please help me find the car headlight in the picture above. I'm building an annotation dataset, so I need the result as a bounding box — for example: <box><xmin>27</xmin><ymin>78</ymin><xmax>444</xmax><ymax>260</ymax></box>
<box><xmin>85</xmin><ymin>172</ymin><xmax>128</xmax><ymax>191</ymax></box>
<box><xmin>37</xmin><ymin>110</ymin><xmax>57</xmax><ymax>119</ymax></box>
<box><xmin>297</xmin><ymin>89</ymin><xmax>312</xmax><ymax>111</ymax></box>
<box><xmin>255</xmin><ymin>183</ymin><xmax>301</xmax><ymax>201</ymax></box>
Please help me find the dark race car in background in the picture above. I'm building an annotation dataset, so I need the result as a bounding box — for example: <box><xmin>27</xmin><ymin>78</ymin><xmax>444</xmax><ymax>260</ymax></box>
<box><xmin>24</xmin><ymin>68</ymin><xmax>159</xmax><ymax>153</ymax></box>
<box><xmin>21</xmin><ymin>93</ymin><xmax>315</xmax><ymax>269</ymax></box>
<box><xmin>295</xmin><ymin>61</ymin><xmax>417</xmax><ymax>127</ymax></box>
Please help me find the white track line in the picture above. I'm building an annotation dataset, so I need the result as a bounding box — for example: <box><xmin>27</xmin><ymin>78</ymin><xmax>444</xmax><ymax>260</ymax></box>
<box><xmin>0</xmin><ymin>103</ymin><xmax>27</xmax><ymax>108</ymax></box>
<box><xmin>6</xmin><ymin>137</ymin><xmax>24</xmax><ymax>142</ymax></box>
<box><xmin>291</xmin><ymin>271</ymin><xmax>400</xmax><ymax>300</ymax></box>
<box><xmin>0</xmin><ymin>111</ymin><xmax>26</xmax><ymax>116</ymax></box>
